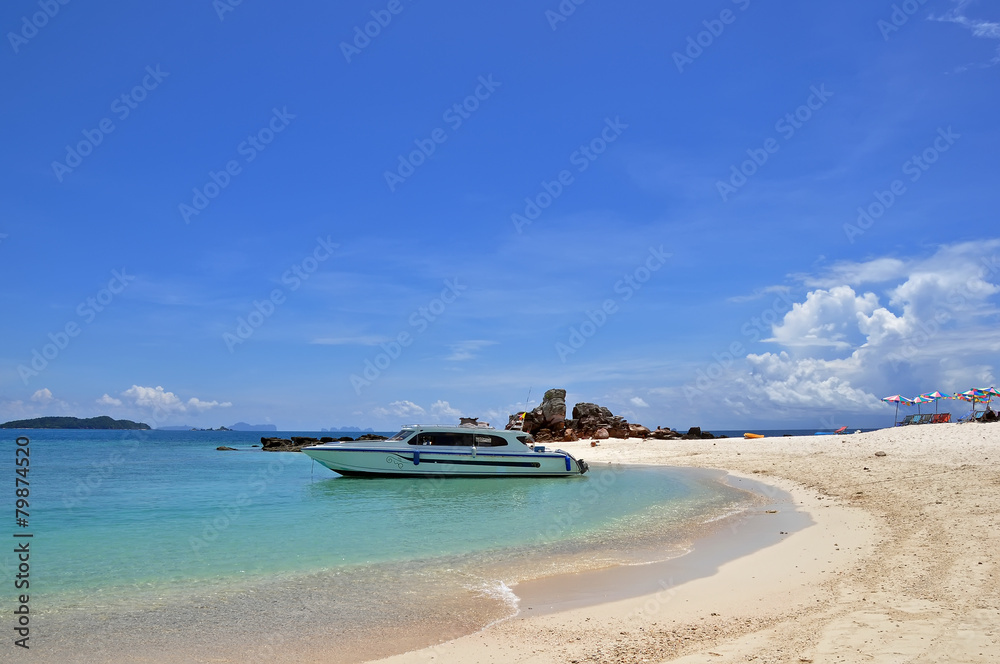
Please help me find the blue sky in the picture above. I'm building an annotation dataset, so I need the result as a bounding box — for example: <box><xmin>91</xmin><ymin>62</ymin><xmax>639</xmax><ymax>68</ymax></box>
<box><xmin>2</xmin><ymin>0</ymin><xmax>998</xmax><ymax>431</ymax></box>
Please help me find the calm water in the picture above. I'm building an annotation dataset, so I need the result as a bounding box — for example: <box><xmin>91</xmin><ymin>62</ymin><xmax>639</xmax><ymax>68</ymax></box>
<box><xmin>2</xmin><ymin>429</ymin><xmax>755</xmax><ymax>638</ymax></box>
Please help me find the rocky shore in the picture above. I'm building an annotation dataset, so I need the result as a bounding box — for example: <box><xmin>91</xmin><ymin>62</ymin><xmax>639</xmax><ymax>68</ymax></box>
<box><xmin>259</xmin><ymin>433</ymin><xmax>388</xmax><ymax>451</ymax></box>
<box><xmin>507</xmin><ymin>388</ymin><xmax>720</xmax><ymax>442</ymax></box>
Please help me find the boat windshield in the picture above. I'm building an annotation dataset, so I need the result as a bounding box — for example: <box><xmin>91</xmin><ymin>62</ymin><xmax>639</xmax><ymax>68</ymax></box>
<box><xmin>386</xmin><ymin>430</ymin><xmax>414</xmax><ymax>442</ymax></box>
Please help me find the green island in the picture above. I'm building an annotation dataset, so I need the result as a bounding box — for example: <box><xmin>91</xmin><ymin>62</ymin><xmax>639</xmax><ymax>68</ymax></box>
<box><xmin>0</xmin><ymin>416</ymin><xmax>151</xmax><ymax>430</ymax></box>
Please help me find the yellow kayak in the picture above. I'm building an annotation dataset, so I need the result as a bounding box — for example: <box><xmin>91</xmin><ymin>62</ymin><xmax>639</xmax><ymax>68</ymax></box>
<box><xmin>743</xmin><ymin>433</ymin><xmax>764</xmax><ymax>439</ymax></box>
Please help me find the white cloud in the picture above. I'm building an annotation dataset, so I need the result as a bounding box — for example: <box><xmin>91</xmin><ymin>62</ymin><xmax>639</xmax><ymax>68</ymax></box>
<box><xmin>930</xmin><ymin>1</ymin><xmax>1000</xmax><ymax>70</ymax></box>
<box><xmin>767</xmin><ymin>286</ymin><xmax>878</xmax><ymax>350</ymax></box>
<box><xmin>629</xmin><ymin>396</ymin><xmax>649</xmax><ymax>408</ymax></box>
<box><xmin>122</xmin><ymin>385</ymin><xmax>184</xmax><ymax>411</ymax></box>
<box><xmin>186</xmin><ymin>397</ymin><xmax>233</xmax><ymax>412</ymax></box>
<box><xmin>31</xmin><ymin>388</ymin><xmax>54</xmax><ymax>404</ymax></box>
<box><xmin>373</xmin><ymin>400</ymin><xmax>426</xmax><ymax>419</ymax></box>
<box><xmin>446</xmin><ymin>340</ymin><xmax>497</xmax><ymax>361</ymax></box>
<box><xmin>118</xmin><ymin>385</ymin><xmax>232</xmax><ymax>414</ymax></box>
<box><xmin>803</xmin><ymin>257</ymin><xmax>907</xmax><ymax>288</ymax></box>
<box><xmin>97</xmin><ymin>394</ymin><xmax>123</xmax><ymax>407</ymax></box>
<box><xmin>430</xmin><ymin>400</ymin><xmax>463</xmax><ymax>420</ymax></box>
<box><xmin>693</xmin><ymin>241</ymin><xmax>1000</xmax><ymax>421</ymax></box>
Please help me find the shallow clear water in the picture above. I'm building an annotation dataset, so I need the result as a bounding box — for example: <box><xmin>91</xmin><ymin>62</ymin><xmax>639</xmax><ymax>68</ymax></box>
<box><xmin>3</xmin><ymin>430</ymin><xmax>754</xmax><ymax>623</ymax></box>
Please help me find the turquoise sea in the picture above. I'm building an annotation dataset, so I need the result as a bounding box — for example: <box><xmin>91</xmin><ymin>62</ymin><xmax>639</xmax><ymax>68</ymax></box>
<box><xmin>3</xmin><ymin>430</ymin><xmax>761</xmax><ymax>662</ymax></box>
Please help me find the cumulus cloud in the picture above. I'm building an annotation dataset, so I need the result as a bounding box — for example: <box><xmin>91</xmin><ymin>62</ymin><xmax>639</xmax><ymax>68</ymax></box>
<box><xmin>373</xmin><ymin>400</ymin><xmax>426</xmax><ymax>419</ymax></box>
<box><xmin>117</xmin><ymin>385</ymin><xmax>232</xmax><ymax>414</ymax></box>
<box><xmin>767</xmin><ymin>286</ymin><xmax>879</xmax><ymax>351</ymax></box>
<box><xmin>686</xmin><ymin>241</ymin><xmax>1000</xmax><ymax>421</ymax></box>
<box><xmin>430</xmin><ymin>400</ymin><xmax>463</xmax><ymax>419</ymax></box>
<box><xmin>31</xmin><ymin>388</ymin><xmax>54</xmax><ymax>404</ymax></box>
<box><xmin>97</xmin><ymin>394</ymin><xmax>123</xmax><ymax>407</ymax></box>
<box><xmin>629</xmin><ymin>396</ymin><xmax>649</xmax><ymax>408</ymax></box>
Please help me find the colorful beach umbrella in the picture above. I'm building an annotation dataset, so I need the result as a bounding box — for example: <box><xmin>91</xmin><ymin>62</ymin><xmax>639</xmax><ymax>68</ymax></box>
<box><xmin>920</xmin><ymin>391</ymin><xmax>946</xmax><ymax>413</ymax></box>
<box><xmin>956</xmin><ymin>389</ymin><xmax>990</xmax><ymax>416</ymax></box>
<box><xmin>881</xmin><ymin>394</ymin><xmax>912</xmax><ymax>425</ymax></box>
<box><xmin>911</xmin><ymin>395</ymin><xmax>934</xmax><ymax>415</ymax></box>
<box><xmin>978</xmin><ymin>386</ymin><xmax>1000</xmax><ymax>409</ymax></box>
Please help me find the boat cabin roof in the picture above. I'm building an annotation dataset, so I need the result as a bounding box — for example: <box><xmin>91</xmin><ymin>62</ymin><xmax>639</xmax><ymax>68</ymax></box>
<box><xmin>389</xmin><ymin>424</ymin><xmax>533</xmax><ymax>445</ymax></box>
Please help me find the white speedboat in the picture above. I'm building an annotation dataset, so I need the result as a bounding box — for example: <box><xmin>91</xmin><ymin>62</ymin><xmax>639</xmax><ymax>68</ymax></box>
<box><xmin>302</xmin><ymin>424</ymin><xmax>589</xmax><ymax>477</ymax></box>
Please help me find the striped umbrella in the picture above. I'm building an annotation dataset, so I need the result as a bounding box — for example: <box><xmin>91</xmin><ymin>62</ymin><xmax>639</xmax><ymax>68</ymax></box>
<box><xmin>958</xmin><ymin>389</ymin><xmax>989</xmax><ymax>416</ymax></box>
<box><xmin>911</xmin><ymin>395</ymin><xmax>934</xmax><ymax>415</ymax></box>
<box><xmin>881</xmin><ymin>394</ymin><xmax>913</xmax><ymax>425</ymax></box>
<box><xmin>978</xmin><ymin>386</ymin><xmax>1000</xmax><ymax>409</ymax></box>
<box><xmin>920</xmin><ymin>391</ymin><xmax>946</xmax><ymax>414</ymax></box>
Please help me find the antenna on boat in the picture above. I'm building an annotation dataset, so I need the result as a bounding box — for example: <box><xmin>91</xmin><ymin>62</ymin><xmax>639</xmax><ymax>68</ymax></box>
<box><xmin>524</xmin><ymin>386</ymin><xmax>532</xmax><ymax>411</ymax></box>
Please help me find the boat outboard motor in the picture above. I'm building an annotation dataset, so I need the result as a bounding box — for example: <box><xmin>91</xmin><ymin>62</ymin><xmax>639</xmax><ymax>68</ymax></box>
<box><xmin>577</xmin><ymin>459</ymin><xmax>589</xmax><ymax>474</ymax></box>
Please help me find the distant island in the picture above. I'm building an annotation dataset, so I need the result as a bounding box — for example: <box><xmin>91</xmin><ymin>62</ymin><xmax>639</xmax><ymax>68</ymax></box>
<box><xmin>0</xmin><ymin>416</ymin><xmax>151</xmax><ymax>430</ymax></box>
<box><xmin>158</xmin><ymin>422</ymin><xmax>277</xmax><ymax>432</ymax></box>
<box><xmin>229</xmin><ymin>422</ymin><xmax>277</xmax><ymax>432</ymax></box>
<box><xmin>321</xmin><ymin>426</ymin><xmax>375</xmax><ymax>433</ymax></box>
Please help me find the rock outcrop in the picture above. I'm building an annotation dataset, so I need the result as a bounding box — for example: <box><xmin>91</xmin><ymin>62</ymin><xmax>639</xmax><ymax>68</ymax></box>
<box><xmin>507</xmin><ymin>390</ymin><xmax>633</xmax><ymax>442</ymax></box>
<box><xmin>628</xmin><ymin>424</ymin><xmax>652</xmax><ymax>438</ymax></box>
<box><xmin>570</xmin><ymin>402</ymin><xmax>630</xmax><ymax>439</ymax></box>
<box><xmin>260</xmin><ymin>436</ymin><xmax>319</xmax><ymax>451</ymax></box>
<box><xmin>648</xmin><ymin>427</ymin><xmax>682</xmax><ymax>439</ymax></box>
<box><xmin>679</xmin><ymin>426</ymin><xmax>716</xmax><ymax>440</ymax></box>
<box><xmin>522</xmin><ymin>389</ymin><xmax>567</xmax><ymax>436</ymax></box>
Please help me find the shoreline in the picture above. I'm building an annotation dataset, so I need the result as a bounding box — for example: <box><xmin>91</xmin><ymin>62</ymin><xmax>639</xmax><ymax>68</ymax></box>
<box><xmin>512</xmin><ymin>473</ymin><xmax>812</xmax><ymax>617</ymax></box>
<box><xmin>21</xmin><ymin>423</ymin><xmax>999</xmax><ymax>662</ymax></box>
<box><xmin>369</xmin><ymin>423</ymin><xmax>1000</xmax><ymax>663</ymax></box>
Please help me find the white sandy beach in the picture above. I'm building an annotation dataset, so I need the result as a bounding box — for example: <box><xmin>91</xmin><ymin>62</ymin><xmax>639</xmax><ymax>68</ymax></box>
<box><xmin>372</xmin><ymin>422</ymin><xmax>1000</xmax><ymax>663</ymax></box>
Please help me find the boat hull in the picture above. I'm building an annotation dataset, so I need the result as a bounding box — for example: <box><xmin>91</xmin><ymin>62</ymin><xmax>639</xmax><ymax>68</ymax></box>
<box><xmin>302</xmin><ymin>446</ymin><xmax>587</xmax><ymax>477</ymax></box>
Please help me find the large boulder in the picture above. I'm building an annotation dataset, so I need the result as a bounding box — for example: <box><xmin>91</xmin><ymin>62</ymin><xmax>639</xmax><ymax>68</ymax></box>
<box><xmin>679</xmin><ymin>427</ymin><xmax>716</xmax><ymax>440</ymax></box>
<box><xmin>570</xmin><ymin>402</ymin><xmax>628</xmax><ymax>439</ymax></box>
<box><xmin>629</xmin><ymin>424</ymin><xmax>652</xmax><ymax>438</ymax></box>
<box><xmin>522</xmin><ymin>388</ymin><xmax>567</xmax><ymax>436</ymax></box>
<box><xmin>261</xmin><ymin>436</ymin><xmax>321</xmax><ymax>451</ymax></box>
